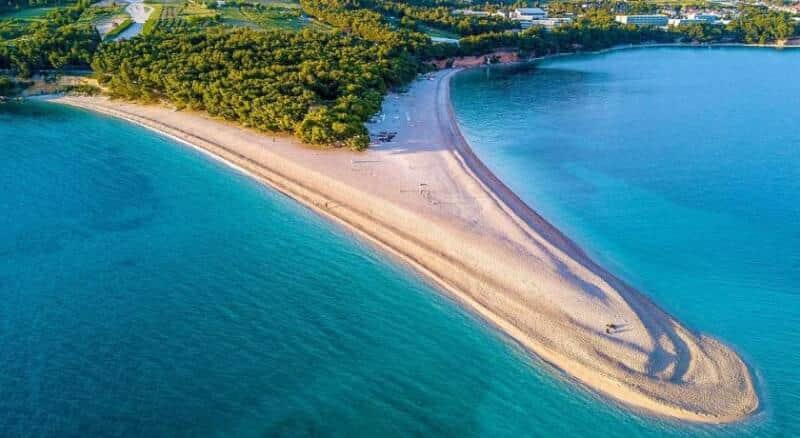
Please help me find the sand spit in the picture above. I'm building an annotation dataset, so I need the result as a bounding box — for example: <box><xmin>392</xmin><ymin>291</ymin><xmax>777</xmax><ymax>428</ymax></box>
<box><xmin>51</xmin><ymin>69</ymin><xmax>757</xmax><ymax>423</ymax></box>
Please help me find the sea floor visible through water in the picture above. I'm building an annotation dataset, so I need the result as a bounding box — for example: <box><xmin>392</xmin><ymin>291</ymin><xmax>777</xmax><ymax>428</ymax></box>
<box><xmin>451</xmin><ymin>46</ymin><xmax>800</xmax><ymax>436</ymax></box>
<box><xmin>0</xmin><ymin>99</ymin><xmax>693</xmax><ymax>437</ymax></box>
<box><xmin>0</xmin><ymin>45</ymin><xmax>797</xmax><ymax>437</ymax></box>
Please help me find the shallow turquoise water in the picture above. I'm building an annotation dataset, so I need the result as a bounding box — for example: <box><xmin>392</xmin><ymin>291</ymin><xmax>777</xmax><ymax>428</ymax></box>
<box><xmin>452</xmin><ymin>47</ymin><xmax>800</xmax><ymax>436</ymax></box>
<box><xmin>0</xmin><ymin>101</ymin><xmax>686</xmax><ymax>437</ymax></box>
<box><xmin>1</xmin><ymin>47</ymin><xmax>796</xmax><ymax>437</ymax></box>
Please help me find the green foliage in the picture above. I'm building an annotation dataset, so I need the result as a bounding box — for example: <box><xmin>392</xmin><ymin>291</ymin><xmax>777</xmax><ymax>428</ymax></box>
<box><xmin>450</xmin><ymin>6</ymin><xmax>797</xmax><ymax>57</ymax></box>
<box><xmin>221</xmin><ymin>2</ymin><xmax>311</xmax><ymax>31</ymax></box>
<box><xmin>103</xmin><ymin>17</ymin><xmax>132</xmax><ymax>40</ymax></box>
<box><xmin>368</xmin><ymin>0</ymin><xmax>518</xmax><ymax>36</ymax></box>
<box><xmin>91</xmin><ymin>27</ymin><xmax>418</xmax><ymax>149</ymax></box>
<box><xmin>141</xmin><ymin>4</ymin><xmax>163</xmax><ymax>35</ymax></box>
<box><xmin>0</xmin><ymin>0</ymin><xmax>71</xmax><ymax>14</ymax></box>
<box><xmin>546</xmin><ymin>1</ymin><xmax>587</xmax><ymax>16</ymax></box>
<box><xmin>0</xmin><ymin>75</ymin><xmax>32</xmax><ymax>96</ymax></box>
<box><xmin>0</xmin><ymin>19</ymin><xmax>27</xmax><ymax>38</ymax></box>
<box><xmin>143</xmin><ymin>3</ymin><xmax>220</xmax><ymax>33</ymax></box>
<box><xmin>727</xmin><ymin>7</ymin><xmax>797</xmax><ymax>44</ymax></box>
<box><xmin>0</xmin><ymin>0</ymin><xmax>100</xmax><ymax>77</ymax></box>
<box><xmin>626</xmin><ymin>0</ymin><xmax>659</xmax><ymax>15</ymax></box>
<box><xmin>0</xmin><ymin>75</ymin><xmax>14</xmax><ymax>95</ymax></box>
<box><xmin>676</xmin><ymin>22</ymin><xmax>722</xmax><ymax>43</ymax></box>
<box><xmin>75</xmin><ymin>4</ymin><xmax>124</xmax><ymax>23</ymax></box>
<box><xmin>558</xmin><ymin>9</ymin><xmax>675</xmax><ymax>51</ymax></box>
<box><xmin>547</xmin><ymin>0</ymin><xmax>705</xmax><ymax>17</ymax></box>
<box><xmin>299</xmin><ymin>0</ymin><xmax>431</xmax><ymax>56</ymax></box>
<box><xmin>62</xmin><ymin>82</ymin><xmax>100</xmax><ymax>95</ymax></box>
<box><xmin>454</xmin><ymin>10</ymin><xmax>680</xmax><ymax>57</ymax></box>
<box><xmin>4</xmin><ymin>0</ymin><xmax>795</xmax><ymax>150</ymax></box>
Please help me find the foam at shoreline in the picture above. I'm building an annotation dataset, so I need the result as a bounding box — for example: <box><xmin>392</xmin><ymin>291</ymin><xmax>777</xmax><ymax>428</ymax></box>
<box><xmin>49</xmin><ymin>68</ymin><xmax>758</xmax><ymax>423</ymax></box>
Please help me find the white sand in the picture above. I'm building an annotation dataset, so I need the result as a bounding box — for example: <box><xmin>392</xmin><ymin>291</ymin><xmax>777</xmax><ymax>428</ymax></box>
<box><xmin>51</xmin><ymin>69</ymin><xmax>758</xmax><ymax>423</ymax></box>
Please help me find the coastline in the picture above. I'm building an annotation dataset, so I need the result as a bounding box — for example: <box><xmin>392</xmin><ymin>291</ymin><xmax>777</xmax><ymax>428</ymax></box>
<box><xmin>48</xmin><ymin>64</ymin><xmax>758</xmax><ymax>423</ymax></box>
<box><xmin>465</xmin><ymin>42</ymin><xmax>800</xmax><ymax>70</ymax></box>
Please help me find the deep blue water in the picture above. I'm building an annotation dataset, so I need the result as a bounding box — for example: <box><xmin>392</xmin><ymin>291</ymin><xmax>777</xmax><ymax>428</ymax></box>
<box><xmin>452</xmin><ymin>47</ymin><xmax>800</xmax><ymax>436</ymax></box>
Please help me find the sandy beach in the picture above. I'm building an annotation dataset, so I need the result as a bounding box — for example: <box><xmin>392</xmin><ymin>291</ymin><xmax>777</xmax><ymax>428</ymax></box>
<box><xmin>51</xmin><ymin>69</ymin><xmax>758</xmax><ymax>423</ymax></box>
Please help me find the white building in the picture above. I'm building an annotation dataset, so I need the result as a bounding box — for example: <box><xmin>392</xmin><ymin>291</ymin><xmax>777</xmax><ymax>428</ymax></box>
<box><xmin>668</xmin><ymin>18</ymin><xmax>705</xmax><ymax>26</ymax></box>
<box><xmin>687</xmin><ymin>13</ymin><xmax>720</xmax><ymax>23</ymax></box>
<box><xmin>511</xmin><ymin>7</ymin><xmax>548</xmax><ymax>28</ymax></box>
<box><xmin>529</xmin><ymin>17</ymin><xmax>574</xmax><ymax>29</ymax></box>
<box><xmin>512</xmin><ymin>7</ymin><xmax>547</xmax><ymax>20</ymax></box>
<box><xmin>615</xmin><ymin>15</ymin><xmax>669</xmax><ymax>26</ymax></box>
<box><xmin>452</xmin><ymin>9</ymin><xmax>490</xmax><ymax>17</ymax></box>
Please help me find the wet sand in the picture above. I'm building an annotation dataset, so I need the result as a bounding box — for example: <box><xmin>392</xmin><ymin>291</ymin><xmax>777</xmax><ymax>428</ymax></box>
<box><xmin>51</xmin><ymin>69</ymin><xmax>758</xmax><ymax>423</ymax></box>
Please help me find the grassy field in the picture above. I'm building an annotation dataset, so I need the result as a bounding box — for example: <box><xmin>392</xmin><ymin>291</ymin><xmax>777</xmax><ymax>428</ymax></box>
<box><xmin>417</xmin><ymin>23</ymin><xmax>459</xmax><ymax>40</ymax></box>
<box><xmin>0</xmin><ymin>3</ymin><xmax>126</xmax><ymax>41</ymax></box>
<box><xmin>220</xmin><ymin>4</ymin><xmax>329</xmax><ymax>31</ymax></box>
<box><xmin>0</xmin><ymin>4</ymin><xmax>125</xmax><ymax>22</ymax></box>
<box><xmin>80</xmin><ymin>5</ymin><xmax>127</xmax><ymax>24</ymax></box>
<box><xmin>153</xmin><ymin>4</ymin><xmax>185</xmax><ymax>30</ymax></box>
<box><xmin>140</xmin><ymin>2</ymin><xmax>221</xmax><ymax>33</ymax></box>
<box><xmin>138</xmin><ymin>0</ymin><xmax>329</xmax><ymax>33</ymax></box>
<box><xmin>0</xmin><ymin>6</ymin><xmax>57</xmax><ymax>21</ymax></box>
<box><xmin>141</xmin><ymin>3</ymin><xmax>162</xmax><ymax>34</ymax></box>
<box><xmin>184</xmin><ymin>3</ymin><xmax>218</xmax><ymax>16</ymax></box>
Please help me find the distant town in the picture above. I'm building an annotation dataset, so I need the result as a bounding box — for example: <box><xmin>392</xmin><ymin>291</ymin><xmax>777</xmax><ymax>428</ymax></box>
<box><xmin>449</xmin><ymin>2</ymin><xmax>799</xmax><ymax>43</ymax></box>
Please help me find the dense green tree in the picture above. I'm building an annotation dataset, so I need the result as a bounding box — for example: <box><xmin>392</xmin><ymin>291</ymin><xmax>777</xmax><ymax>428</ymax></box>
<box><xmin>367</xmin><ymin>0</ymin><xmax>518</xmax><ymax>35</ymax></box>
<box><xmin>4</xmin><ymin>0</ymin><xmax>795</xmax><ymax>149</ymax></box>
<box><xmin>0</xmin><ymin>75</ymin><xmax>14</xmax><ymax>95</ymax></box>
<box><xmin>677</xmin><ymin>23</ymin><xmax>723</xmax><ymax>43</ymax></box>
<box><xmin>0</xmin><ymin>0</ymin><xmax>72</xmax><ymax>12</ymax></box>
<box><xmin>92</xmin><ymin>27</ymin><xmax>419</xmax><ymax>149</ymax></box>
<box><xmin>0</xmin><ymin>0</ymin><xmax>99</xmax><ymax>76</ymax></box>
<box><xmin>727</xmin><ymin>7</ymin><xmax>797</xmax><ymax>44</ymax></box>
<box><xmin>454</xmin><ymin>9</ymin><xmax>683</xmax><ymax>57</ymax></box>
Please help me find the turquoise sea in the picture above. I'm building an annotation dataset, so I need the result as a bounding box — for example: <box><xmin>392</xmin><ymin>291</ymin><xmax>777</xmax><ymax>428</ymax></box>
<box><xmin>451</xmin><ymin>47</ymin><xmax>800</xmax><ymax>437</ymax></box>
<box><xmin>0</xmin><ymin>46</ymin><xmax>796</xmax><ymax>436</ymax></box>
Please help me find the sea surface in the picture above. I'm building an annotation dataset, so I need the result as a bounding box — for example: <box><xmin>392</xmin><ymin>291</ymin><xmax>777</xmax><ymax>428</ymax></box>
<box><xmin>0</xmin><ymin>100</ymin><xmax>653</xmax><ymax>438</ymax></box>
<box><xmin>451</xmin><ymin>47</ymin><xmax>800</xmax><ymax>436</ymax></box>
<box><xmin>0</xmin><ymin>46</ymin><xmax>796</xmax><ymax>438</ymax></box>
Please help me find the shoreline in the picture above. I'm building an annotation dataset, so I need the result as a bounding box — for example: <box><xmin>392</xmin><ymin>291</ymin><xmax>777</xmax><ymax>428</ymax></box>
<box><xmin>47</xmin><ymin>60</ymin><xmax>757</xmax><ymax>423</ymax></box>
<box><xmin>437</xmin><ymin>68</ymin><xmax>759</xmax><ymax>423</ymax></box>
<box><xmin>469</xmin><ymin>42</ymin><xmax>800</xmax><ymax>70</ymax></box>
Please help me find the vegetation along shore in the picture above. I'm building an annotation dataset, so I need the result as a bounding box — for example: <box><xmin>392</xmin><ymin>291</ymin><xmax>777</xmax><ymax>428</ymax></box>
<box><xmin>52</xmin><ymin>65</ymin><xmax>759</xmax><ymax>423</ymax></box>
<box><xmin>3</xmin><ymin>0</ymin><xmax>790</xmax><ymax>423</ymax></box>
<box><xmin>2</xmin><ymin>0</ymin><xmax>798</xmax><ymax>144</ymax></box>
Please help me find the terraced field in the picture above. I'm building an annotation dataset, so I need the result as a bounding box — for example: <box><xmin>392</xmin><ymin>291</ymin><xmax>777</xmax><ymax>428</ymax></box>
<box><xmin>140</xmin><ymin>2</ymin><xmax>219</xmax><ymax>33</ymax></box>
<box><xmin>220</xmin><ymin>4</ymin><xmax>329</xmax><ymax>31</ymax></box>
<box><xmin>140</xmin><ymin>1</ymin><xmax>327</xmax><ymax>33</ymax></box>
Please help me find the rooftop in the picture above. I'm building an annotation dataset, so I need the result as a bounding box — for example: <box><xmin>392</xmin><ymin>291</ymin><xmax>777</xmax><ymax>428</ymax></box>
<box><xmin>516</xmin><ymin>8</ymin><xmax>546</xmax><ymax>15</ymax></box>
